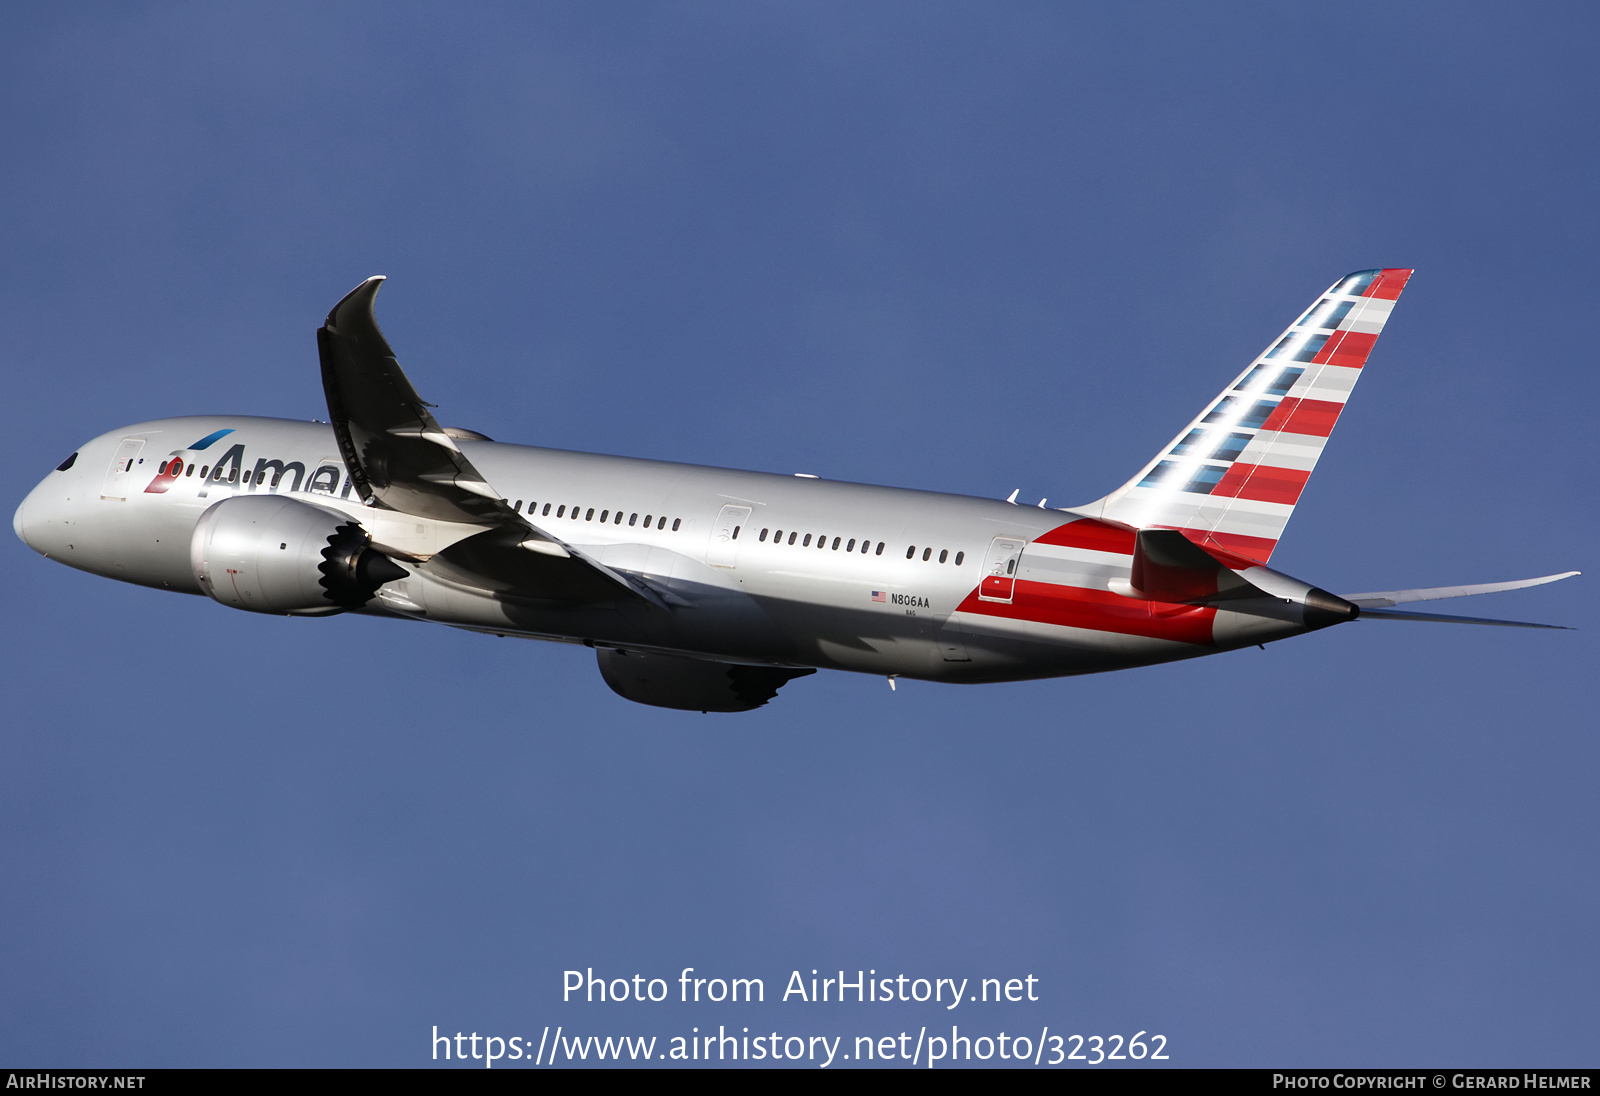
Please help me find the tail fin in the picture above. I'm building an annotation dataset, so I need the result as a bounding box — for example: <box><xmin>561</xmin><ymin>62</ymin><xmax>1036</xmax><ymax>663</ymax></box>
<box><xmin>1081</xmin><ymin>268</ymin><xmax>1412</xmax><ymax>563</ymax></box>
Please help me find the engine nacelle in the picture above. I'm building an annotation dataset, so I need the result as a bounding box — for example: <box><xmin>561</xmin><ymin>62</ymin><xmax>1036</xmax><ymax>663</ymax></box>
<box><xmin>596</xmin><ymin>648</ymin><xmax>814</xmax><ymax>712</ymax></box>
<box><xmin>190</xmin><ymin>496</ymin><xmax>407</xmax><ymax>615</ymax></box>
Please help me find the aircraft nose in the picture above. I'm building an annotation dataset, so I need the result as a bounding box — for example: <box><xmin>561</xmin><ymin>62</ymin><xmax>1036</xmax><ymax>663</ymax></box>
<box><xmin>14</xmin><ymin>477</ymin><xmax>53</xmax><ymax>554</ymax></box>
<box><xmin>13</xmin><ymin>492</ymin><xmax>31</xmax><ymax>546</ymax></box>
<box><xmin>15</xmin><ymin>451</ymin><xmax>84</xmax><ymax>557</ymax></box>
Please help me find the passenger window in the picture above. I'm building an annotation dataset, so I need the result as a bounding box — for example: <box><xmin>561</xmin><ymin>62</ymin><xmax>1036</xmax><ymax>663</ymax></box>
<box><xmin>906</xmin><ymin>545</ymin><xmax>915</xmax><ymax>559</ymax></box>
<box><xmin>955</xmin><ymin>551</ymin><xmax>964</xmax><ymax>565</ymax></box>
<box><xmin>787</xmin><ymin>532</ymin><xmax>797</xmax><ymax>545</ymax></box>
<box><xmin>159</xmin><ymin>460</ymin><xmax>169</xmax><ymax>474</ymax></box>
<box><xmin>644</xmin><ymin>514</ymin><xmax>653</xmax><ymax>526</ymax></box>
<box><xmin>586</xmin><ymin>508</ymin><xmax>595</xmax><ymax>521</ymax></box>
<box><xmin>557</xmin><ymin>505</ymin><xmax>566</xmax><ymax>518</ymax></box>
<box><xmin>847</xmin><ymin>538</ymin><xmax>855</xmax><ymax>552</ymax></box>
<box><xmin>832</xmin><ymin>537</ymin><xmax>840</xmax><ymax>550</ymax></box>
<box><xmin>514</xmin><ymin>500</ymin><xmax>523</xmax><ymax>512</ymax></box>
<box><xmin>672</xmin><ymin>518</ymin><xmax>681</xmax><ymax>531</ymax></box>
<box><xmin>614</xmin><ymin>512</ymin><xmax>623</xmax><ymax>524</ymax></box>
<box><xmin>629</xmin><ymin>514</ymin><xmax>638</xmax><ymax>526</ymax></box>
<box><xmin>818</xmin><ymin>535</ymin><xmax>826</xmax><ymax>550</ymax></box>
<box><xmin>542</xmin><ymin>503</ymin><xmax>551</xmax><ymax>516</ymax></box>
<box><xmin>876</xmin><ymin>542</ymin><xmax>884</xmax><ymax>555</ymax></box>
<box><xmin>200</xmin><ymin>466</ymin><xmax>210</xmax><ymax>478</ymax></box>
<box><xmin>939</xmin><ymin>550</ymin><xmax>948</xmax><ymax>563</ymax></box>
<box><xmin>860</xmin><ymin>540</ymin><xmax>869</xmax><ymax>554</ymax></box>
<box><xmin>600</xmin><ymin>510</ymin><xmax>609</xmax><ymax>522</ymax></box>
<box><xmin>659</xmin><ymin>516</ymin><xmax>668</xmax><ymax>530</ymax></box>
<box><xmin>760</xmin><ymin>528</ymin><xmax>769</xmax><ymax>541</ymax></box>
<box><xmin>803</xmin><ymin>534</ymin><xmax>812</xmax><ymax>547</ymax></box>
<box><xmin>922</xmin><ymin>547</ymin><xmax>931</xmax><ymax>561</ymax></box>
<box><xmin>185</xmin><ymin>464</ymin><xmax>194</xmax><ymax>477</ymax></box>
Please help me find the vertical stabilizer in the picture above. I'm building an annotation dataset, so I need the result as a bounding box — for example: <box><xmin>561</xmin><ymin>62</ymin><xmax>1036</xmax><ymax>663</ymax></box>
<box><xmin>1081</xmin><ymin>269</ymin><xmax>1412</xmax><ymax>563</ymax></box>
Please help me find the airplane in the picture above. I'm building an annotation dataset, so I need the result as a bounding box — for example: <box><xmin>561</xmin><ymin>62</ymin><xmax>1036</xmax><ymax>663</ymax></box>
<box><xmin>13</xmin><ymin>269</ymin><xmax>1578</xmax><ymax>711</ymax></box>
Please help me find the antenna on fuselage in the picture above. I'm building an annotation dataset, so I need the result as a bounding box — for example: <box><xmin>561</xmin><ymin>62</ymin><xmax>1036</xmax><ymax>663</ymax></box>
<box><xmin>1005</xmin><ymin>489</ymin><xmax>1019</xmax><ymax>504</ymax></box>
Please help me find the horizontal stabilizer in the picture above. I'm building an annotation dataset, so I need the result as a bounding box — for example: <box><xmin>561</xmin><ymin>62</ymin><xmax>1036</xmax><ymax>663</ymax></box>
<box><xmin>1358</xmin><ymin>608</ymin><xmax>1571</xmax><ymax>630</ymax></box>
<box><xmin>1343</xmin><ymin>571</ymin><xmax>1579</xmax><ymax>608</ymax></box>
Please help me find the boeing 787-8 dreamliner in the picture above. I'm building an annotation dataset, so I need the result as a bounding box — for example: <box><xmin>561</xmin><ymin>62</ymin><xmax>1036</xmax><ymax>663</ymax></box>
<box><xmin>14</xmin><ymin>270</ymin><xmax>1576</xmax><ymax>710</ymax></box>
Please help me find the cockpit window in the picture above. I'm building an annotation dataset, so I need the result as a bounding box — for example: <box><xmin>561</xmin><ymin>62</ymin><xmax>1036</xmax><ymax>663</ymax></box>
<box><xmin>55</xmin><ymin>452</ymin><xmax>78</xmax><ymax>472</ymax></box>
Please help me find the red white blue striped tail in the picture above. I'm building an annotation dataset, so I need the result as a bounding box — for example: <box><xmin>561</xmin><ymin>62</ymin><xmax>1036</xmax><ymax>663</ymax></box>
<box><xmin>1082</xmin><ymin>268</ymin><xmax>1412</xmax><ymax>563</ymax></box>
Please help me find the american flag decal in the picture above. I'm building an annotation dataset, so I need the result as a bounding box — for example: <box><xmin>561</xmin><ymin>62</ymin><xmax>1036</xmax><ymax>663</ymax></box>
<box><xmin>871</xmin><ymin>590</ymin><xmax>886</xmax><ymax>602</ymax></box>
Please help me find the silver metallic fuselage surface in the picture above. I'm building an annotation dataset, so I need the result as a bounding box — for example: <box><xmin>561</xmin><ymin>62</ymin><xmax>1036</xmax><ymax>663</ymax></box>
<box><xmin>16</xmin><ymin>415</ymin><xmax>1268</xmax><ymax>683</ymax></box>
<box><xmin>20</xmin><ymin>271</ymin><xmax>1567</xmax><ymax>709</ymax></box>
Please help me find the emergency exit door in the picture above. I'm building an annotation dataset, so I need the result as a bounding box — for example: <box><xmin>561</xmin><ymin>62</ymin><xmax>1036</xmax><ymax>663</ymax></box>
<box><xmin>978</xmin><ymin>536</ymin><xmax>1026</xmax><ymax>603</ymax></box>
<box><xmin>707</xmin><ymin>505</ymin><xmax>753</xmax><ymax>568</ymax></box>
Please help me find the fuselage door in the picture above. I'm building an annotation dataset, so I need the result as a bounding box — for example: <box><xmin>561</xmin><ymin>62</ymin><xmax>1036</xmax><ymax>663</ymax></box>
<box><xmin>978</xmin><ymin>536</ymin><xmax>1026</xmax><ymax>603</ymax></box>
<box><xmin>306</xmin><ymin>461</ymin><xmax>344</xmax><ymax>497</ymax></box>
<box><xmin>100</xmin><ymin>437</ymin><xmax>147</xmax><ymax>500</ymax></box>
<box><xmin>707</xmin><ymin>504</ymin><xmax>753</xmax><ymax>568</ymax></box>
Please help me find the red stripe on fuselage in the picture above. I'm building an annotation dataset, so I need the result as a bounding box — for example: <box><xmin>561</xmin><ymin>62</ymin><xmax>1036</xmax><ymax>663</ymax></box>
<box><xmin>1259</xmin><ymin>397</ymin><xmax>1343</xmax><ymax>437</ymax></box>
<box><xmin>957</xmin><ymin>581</ymin><xmax>1215</xmax><ymax>645</ymax></box>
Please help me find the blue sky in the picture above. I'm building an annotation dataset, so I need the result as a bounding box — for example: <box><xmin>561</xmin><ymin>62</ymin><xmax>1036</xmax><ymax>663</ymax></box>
<box><xmin>2</xmin><ymin>2</ymin><xmax>1595</xmax><ymax>1068</ymax></box>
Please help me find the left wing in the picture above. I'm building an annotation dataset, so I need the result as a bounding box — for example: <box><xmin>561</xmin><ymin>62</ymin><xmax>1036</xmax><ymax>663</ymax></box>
<box><xmin>317</xmin><ymin>276</ymin><xmax>669</xmax><ymax>609</ymax></box>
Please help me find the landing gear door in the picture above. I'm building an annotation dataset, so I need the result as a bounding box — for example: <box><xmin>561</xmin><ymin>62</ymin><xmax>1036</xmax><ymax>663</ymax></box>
<box><xmin>101</xmin><ymin>438</ymin><xmax>147</xmax><ymax>500</ymax></box>
<box><xmin>707</xmin><ymin>504</ymin><xmax>753</xmax><ymax>568</ymax></box>
<box><xmin>978</xmin><ymin>536</ymin><xmax>1026</xmax><ymax>603</ymax></box>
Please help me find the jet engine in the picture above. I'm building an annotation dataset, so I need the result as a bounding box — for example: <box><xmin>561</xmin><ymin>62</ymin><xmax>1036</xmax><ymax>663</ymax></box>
<box><xmin>595</xmin><ymin>648</ymin><xmax>815</xmax><ymax>712</ymax></box>
<box><xmin>190</xmin><ymin>495</ymin><xmax>407</xmax><ymax>615</ymax></box>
